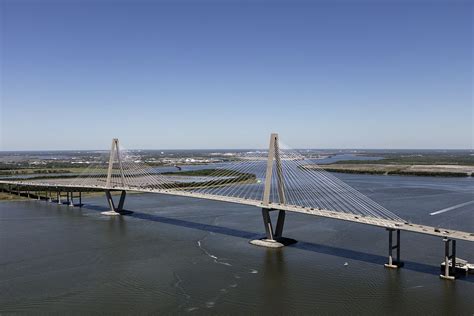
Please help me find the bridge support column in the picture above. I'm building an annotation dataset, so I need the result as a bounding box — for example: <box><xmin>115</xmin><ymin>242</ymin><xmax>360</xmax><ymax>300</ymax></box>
<box><xmin>57</xmin><ymin>192</ymin><xmax>62</xmax><ymax>204</ymax></box>
<box><xmin>250</xmin><ymin>208</ymin><xmax>294</xmax><ymax>248</ymax></box>
<box><xmin>262</xmin><ymin>208</ymin><xmax>275</xmax><ymax>240</ymax></box>
<box><xmin>440</xmin><ymin>238</ymin><xmax>456</xmax><ymax>280</ymax></box>
<box><xmin>101</xmin><ymin>190</ymin><xmax>131</xmax><ymax>216</ymax></box>
<box><xmin>384</xmin><ymin>229</ymin><xmax>403</xmax><ymax>269</ymax></box>
<box><xmin>69</xmin><ymin>192</ymin><xmax>74</xmax><ymax>207</ymax></box>
<box><xmin>79</xmin><ymin>192</ymin><xmax>82</xmax><ymax>207</ymax></box>
<box><xmin>250</xmin><ymin>133</ymin><xmax>295</xmax><ymax>248</ymax></box>
<box><xmin>274</xmin><ymin>210</ymin><xmax>286</xmax><ymax>238</ymax></box>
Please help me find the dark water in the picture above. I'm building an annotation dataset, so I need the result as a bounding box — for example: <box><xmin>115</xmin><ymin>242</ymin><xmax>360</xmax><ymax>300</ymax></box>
<box><xmin>1</xmin><ymin>174</ymin><xmax>473</xmax><ymax>314</ymax></box>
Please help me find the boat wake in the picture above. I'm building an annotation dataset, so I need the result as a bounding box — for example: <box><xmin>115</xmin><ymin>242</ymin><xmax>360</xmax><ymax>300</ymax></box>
<box><xmin>197</xmin><ymin>240</ymin><xmax>232</xmax><ymax>266</ymax></box>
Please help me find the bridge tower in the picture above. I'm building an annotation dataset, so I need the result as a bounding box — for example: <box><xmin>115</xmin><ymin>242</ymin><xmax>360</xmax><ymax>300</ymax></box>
<box><xmin>251</xmin><ymin>133</ymin><xmax>296</xmax><ymax>248</ymax></box>
<box><xmin>106</xmin><ymin>138</ymin><xmax>125</xmax><ymax>188</ymax></box>
<box><xmin>102</xmin><ymin>138</ymin><xmax>130</xmax><ymax>216</ymax></box>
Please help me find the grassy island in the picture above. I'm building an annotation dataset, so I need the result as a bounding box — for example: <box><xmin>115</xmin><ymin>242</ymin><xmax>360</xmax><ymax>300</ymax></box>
<box><xmin>162</xmin><ymin>169</ymin><xmax>249</xmax><ymax>177</ymax></box>
<box><xmin>319</xmin><ymin>165</ymin><xmax>471</xmax><ymax>177</ymax></box>
<box><xmin>302</xmin><ymin>152</ymin><xmax>474</xmax><ymax>177</ymax></box>
<box><xmin>161</xmin><ymin>168</ymin><xmax>257</xmax><ymax>188</ymax></box>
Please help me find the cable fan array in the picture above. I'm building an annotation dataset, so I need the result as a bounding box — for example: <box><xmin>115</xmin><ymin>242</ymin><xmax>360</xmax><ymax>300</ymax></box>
<box><xmin>66</xmin><ymin>141</ymin><xmax>404</xmax><ymax>223</ymax></box>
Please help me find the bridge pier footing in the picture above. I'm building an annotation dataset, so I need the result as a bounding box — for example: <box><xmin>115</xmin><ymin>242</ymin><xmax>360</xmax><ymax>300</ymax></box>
<box><xmin>250</xmin><ymin>208</ymin><xmax>296</xmax><ymax>248</ymax></box>
<box><xmin>102</xmin><ymin>190</ymin><xmax>132</xmax><ymax>216</ymax></box>
<box><xmin>384</xmin><ymin>228</ymin><xmax>404</xmax><ymax>269</ymax></box>
<box><xmin>68</xmin><ymin>192</ymin><xmax>75</xmax><ymax>207</ymax></box>
<box><xmin>440</xmin><ymin>238</ymin><xmax>456</xmax><ymax>280</ymax></box>
<box><xmin>71</xmin><ymin>192</ymin><xmax>83</xmax><ymax>207</ymax></box>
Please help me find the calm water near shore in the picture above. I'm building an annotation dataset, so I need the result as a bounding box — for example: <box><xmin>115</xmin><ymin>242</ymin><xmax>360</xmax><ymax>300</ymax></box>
<box><xmin>1</xmin><ymin>174</ymin><xmax>473</xmax><ymax>314</ymax></box>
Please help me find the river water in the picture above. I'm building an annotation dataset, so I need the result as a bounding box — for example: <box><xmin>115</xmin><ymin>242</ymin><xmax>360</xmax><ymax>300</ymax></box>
<box><xmin>1</xmin><ymin>174</ymin><xmax>473</xmax><ymax>314</ymax></box>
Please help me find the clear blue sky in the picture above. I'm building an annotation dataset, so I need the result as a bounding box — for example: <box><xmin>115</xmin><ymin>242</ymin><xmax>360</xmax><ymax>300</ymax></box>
<box><xmin>1</xmin><ymin>0</ymin><xmax>472</xmax><ymax>150</ymax></box>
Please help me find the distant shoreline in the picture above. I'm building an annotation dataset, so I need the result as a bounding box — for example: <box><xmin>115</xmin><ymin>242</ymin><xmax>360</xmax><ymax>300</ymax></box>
<box><xmin>309</xmin><ymin>164</ymin><xmax>474</xmax><ymax>177</ymax></box>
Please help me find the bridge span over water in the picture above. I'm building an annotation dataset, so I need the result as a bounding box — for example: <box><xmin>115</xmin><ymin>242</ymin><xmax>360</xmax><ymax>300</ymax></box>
<box><xmin>1</xmin><ymin>134</ymin><xmax>472</xmax><ymax>280</ymax></box>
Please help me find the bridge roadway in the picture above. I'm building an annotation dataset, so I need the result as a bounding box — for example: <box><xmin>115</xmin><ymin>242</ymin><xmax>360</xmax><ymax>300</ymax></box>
<box><xmin>1</xmin><ymin>180</ymin><xmax>473</xmax><ymax>242</ymax></box>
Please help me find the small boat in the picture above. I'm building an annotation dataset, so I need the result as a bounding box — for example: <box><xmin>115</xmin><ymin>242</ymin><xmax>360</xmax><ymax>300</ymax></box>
<box><xmin>440</xmin><ymin>257</ymin><xmax>474</xmax><ymax>274</ymax></box>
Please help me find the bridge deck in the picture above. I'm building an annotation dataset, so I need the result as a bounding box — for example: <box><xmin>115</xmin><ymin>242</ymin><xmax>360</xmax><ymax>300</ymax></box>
<box><xmin>1</xmin><ymin>180</ymin><xmax>473</xmax><ymax>242</ymax></box>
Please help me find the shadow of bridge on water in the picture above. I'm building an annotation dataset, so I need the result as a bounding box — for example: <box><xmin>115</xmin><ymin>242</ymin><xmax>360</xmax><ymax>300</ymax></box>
<box><xmin>80</xmin><ymin>203</ymin><xmax>473</xmax><ymax>283</ymax></box>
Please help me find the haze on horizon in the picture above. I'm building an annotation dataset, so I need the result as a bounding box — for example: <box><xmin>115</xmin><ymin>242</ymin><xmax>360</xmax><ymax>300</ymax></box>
<box><xmin>0</xmin><ymin>0</ymin><xmax>472</xmax><ymax>151</ymax></box>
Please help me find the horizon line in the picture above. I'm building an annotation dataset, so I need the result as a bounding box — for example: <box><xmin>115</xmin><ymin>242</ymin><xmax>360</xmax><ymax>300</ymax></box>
<box><xmin>0</xmin><ymin>147</ymin><xmax>472</xmax><ymax>153</ymax></box>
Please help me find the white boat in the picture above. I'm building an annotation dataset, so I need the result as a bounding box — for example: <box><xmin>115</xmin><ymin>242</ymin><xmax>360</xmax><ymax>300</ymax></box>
<box><xmin>440</xmin><ymin>257</ymin><xmax>474</xmax><ymax>273</ymax></box>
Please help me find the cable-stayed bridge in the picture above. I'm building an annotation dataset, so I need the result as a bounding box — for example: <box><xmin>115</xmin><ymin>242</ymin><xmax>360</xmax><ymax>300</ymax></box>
<box><xmin>1</xmin><ymin>134</ymin><xmax>472</xmax><ymax>280</ymax></box>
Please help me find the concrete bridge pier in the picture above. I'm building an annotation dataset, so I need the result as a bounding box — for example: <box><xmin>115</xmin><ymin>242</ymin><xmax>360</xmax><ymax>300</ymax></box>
<box><xmin>440</xmin><ymin>238</ymin><xmax>456</xmax><ymax>280</ymax></box>
<box><xmin>57</xmin><ymin>192</ymin><xmax>62</xmax><ymax>204</ymax></box>
<box><xmin>249</xmin><ymin>134</ymin><xmax>296</xmax><ymax>248</ymax></box>
<box><xmin>67</xmin><ymin>192</ymin><xmax>83</xmax><ymax>207</ymax></box>
<box><xmin>69</xmin><ymin>192</ymin><xmax>74</xmax><ymax>207</ymax></box>
<box><xmin>384</xmin><ymin>228</ymin><xmax>403</xmax><ymax>269</ymax></box>
<box><xmin>102</xmin><ymin>190</ymin><xmax>131</xmax><ymax>216</ymax></box>
<box><xmin>262</xmin><ymin>208</ymin><xmax>286</xmax><ymax>240</ymax></box>
<box><xmin>250</xmin><ymin>208</ymin><xmax>296</xmax><ymax>248</ymax></box>
<box><xmin>101</xmin><ymin>140</ymin><xmax>130</xmax><ymax>215</ymax></box>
